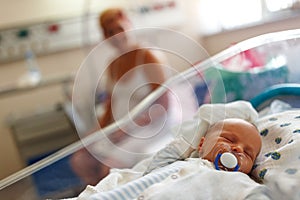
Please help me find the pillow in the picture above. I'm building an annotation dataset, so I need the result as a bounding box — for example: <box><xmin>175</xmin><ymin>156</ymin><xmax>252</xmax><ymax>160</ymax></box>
<box><xmin>251</xmin><ymin>110</ymin><xmax>300</xmax><ymax>198</ymax></box>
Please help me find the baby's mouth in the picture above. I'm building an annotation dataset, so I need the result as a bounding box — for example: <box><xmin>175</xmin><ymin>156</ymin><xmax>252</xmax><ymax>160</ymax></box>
<box><xmin>214</xmin><ymin>151</ymin><xmax>240</xmax><ymax>171</ymax></box>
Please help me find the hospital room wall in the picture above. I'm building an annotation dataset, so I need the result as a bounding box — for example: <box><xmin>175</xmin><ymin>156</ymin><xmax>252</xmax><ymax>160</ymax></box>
<box><xmin>0</xmin><ymin>0</ymin><xmax>201</xmax><ymax>180</ymax></box>
<box><xmin>0</xmin><ymin>49</ymin><xmax>86</xmax><ymax>180</ymax></box>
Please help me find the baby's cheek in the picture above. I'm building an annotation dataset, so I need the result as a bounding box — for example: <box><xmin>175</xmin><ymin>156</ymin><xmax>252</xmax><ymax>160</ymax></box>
<box><xmin>239</xmin><ymin>157</ymin><xmax>253</xmax><ymax>173</ymax></box>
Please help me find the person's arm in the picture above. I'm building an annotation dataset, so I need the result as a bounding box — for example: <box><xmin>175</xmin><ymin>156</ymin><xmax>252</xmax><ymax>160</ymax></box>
<box><xmin>98</xmin><ymin>95</ymin><xmax>112</xmax><ymax>128</ymax></box>
<box><xmin>98</xmin><ymin>66</ymin><xmax>114</xmax><ymax>128</ymax></box>
<box><xmin>97</xmin><ymin>69</ymin><xmax>129</xmax><ymax>143</ymax></box>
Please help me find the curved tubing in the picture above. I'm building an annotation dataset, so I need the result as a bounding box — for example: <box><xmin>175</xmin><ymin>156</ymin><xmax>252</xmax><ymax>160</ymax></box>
<box><xmin>250</xmin><ymin>83</ymin><xmax>300</xmax><ymax>109</ymax></box>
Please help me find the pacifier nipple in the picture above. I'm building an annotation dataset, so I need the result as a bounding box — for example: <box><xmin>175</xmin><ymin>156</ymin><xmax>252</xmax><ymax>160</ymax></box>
<box><xmin>220</xmin><ymin>152</ymin><xmax>238</xmax><ymax>169</ymax></box>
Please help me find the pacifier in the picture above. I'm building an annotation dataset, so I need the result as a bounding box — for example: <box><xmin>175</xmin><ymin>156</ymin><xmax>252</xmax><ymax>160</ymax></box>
<box><xmin>214</xmin><ymin>152</ymin><xmax>239</xmax><ymax>171</ymax></box>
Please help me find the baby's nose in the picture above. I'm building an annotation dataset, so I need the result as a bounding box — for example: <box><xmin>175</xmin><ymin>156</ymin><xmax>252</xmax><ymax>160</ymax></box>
<box><xmin>231</xmin><ymin>145</ymin><xmax>243</xmax><ymax>153</ymax></box>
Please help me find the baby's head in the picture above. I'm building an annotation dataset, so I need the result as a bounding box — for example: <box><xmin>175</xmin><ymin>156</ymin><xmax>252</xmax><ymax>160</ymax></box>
<box><xmin>198</xmin><ymin>118</ymin><xmax>261</xmax><ymax>174</ymax></box>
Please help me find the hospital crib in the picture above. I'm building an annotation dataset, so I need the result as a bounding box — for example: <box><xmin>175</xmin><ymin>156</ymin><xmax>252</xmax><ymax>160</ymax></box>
<box><xmin>1</xmin><ymin>29</ymin><xmax>300</xmax><ymax>199</ymax></box>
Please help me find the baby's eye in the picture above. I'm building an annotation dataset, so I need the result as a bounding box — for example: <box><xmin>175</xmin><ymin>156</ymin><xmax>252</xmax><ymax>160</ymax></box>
<box><xmin>245</xmin><ymin>151</ymin><xmax>254</xmax><ymax>159</ymax></box>
<box><xmin>223</xmin><ymin>137</ymin><xmax>233</xmax><ymax>143</ymax></box>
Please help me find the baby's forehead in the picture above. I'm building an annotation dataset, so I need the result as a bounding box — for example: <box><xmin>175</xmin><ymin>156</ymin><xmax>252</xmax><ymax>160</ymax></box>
<box><xmin>206</xmin><ymin>118</ymin><xmax>258</xmax><ymax>137</ymax></box>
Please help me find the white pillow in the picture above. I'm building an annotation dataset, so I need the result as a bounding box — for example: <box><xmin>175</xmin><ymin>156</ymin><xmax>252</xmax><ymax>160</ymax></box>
<box><xmin>251</xmin><ymin>110</ymin><xmax>300</xmax><ymax>199</ymax></box>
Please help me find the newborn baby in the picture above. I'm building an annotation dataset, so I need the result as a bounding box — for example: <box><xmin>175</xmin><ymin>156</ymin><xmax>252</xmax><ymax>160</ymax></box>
<box><xmin>144</xmin><ymin>100</ymin><xmax>261</xmax><ymax>175</ymax></box>
<box><xmin>198</xmin><ymin>118</ymin><xmax>261</xmax><ymax>174</ymax></box>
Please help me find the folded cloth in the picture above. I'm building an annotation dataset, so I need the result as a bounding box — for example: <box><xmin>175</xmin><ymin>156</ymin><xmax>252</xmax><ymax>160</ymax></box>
<box><xmin>177</xmin><ymin>100</ymin><xmax>258</xmax><ymax>150</ymax></box>
<box><xmin>197</xmin><ymin>100</ymin><xmax>258</xmax><ymax>125</ymax></box>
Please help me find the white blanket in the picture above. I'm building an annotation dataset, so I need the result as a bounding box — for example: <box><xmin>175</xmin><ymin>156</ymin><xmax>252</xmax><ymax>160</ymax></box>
<box><xmin>71</xmin><ymin>158</ymin><xmax>270</xmax><ymax>200</ymax></box>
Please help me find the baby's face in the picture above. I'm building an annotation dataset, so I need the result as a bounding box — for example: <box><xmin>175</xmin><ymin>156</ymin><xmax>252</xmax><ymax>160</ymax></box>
<box><xmin>198</xmin><ymin>118</ymin><xmax>261</xmax><ymax>174</ymax></box>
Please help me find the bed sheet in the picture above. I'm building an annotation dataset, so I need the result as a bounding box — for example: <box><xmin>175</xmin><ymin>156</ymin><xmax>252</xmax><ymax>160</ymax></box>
<box><xmin>252</xmin><ymin>109</ymin><xmax>300</xmax><ymax>200</ymax></box>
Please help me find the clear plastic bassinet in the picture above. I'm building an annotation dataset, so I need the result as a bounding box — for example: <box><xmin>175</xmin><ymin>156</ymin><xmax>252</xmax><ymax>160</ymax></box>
<box><xmin>1</xmin><ymin>28</ymin><xmax>300</xmax><ymax>199</ymax></box>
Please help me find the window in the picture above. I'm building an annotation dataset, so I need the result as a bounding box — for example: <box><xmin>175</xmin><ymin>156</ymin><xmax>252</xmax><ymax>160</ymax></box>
<box><xmin>217</xmin><ymin>0</ymin><xmax>262</xmax><ymax>29</ymax></box>
<box><xmin>264</xmin><ymin>0</ymin><xmax>299</xmax><ymax>12</ymax></box>
<box><xmin>198</xmin><ymin>0</ymin><xmax>300</xmax><ymax>35</ymax></box>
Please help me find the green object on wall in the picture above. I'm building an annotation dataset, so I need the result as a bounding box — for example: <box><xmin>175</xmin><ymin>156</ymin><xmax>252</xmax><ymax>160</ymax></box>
<box><xmin>17</xmin><ymin>29</ymin><xmax>30</xmax><ymax>38</ymax></box>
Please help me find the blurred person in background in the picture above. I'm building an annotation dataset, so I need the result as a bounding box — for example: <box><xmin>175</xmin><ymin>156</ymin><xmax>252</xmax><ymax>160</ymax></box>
<box><xmin>71</xmin><ymin>7</ymin><xmax>174</xmax><ymax>186</ymax></box>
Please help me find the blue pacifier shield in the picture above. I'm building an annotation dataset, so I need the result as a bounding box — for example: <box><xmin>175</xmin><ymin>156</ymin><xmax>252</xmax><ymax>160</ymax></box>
<box><xmin>214</xmin><ymin>152</ymin><xmax>239</xmax><ymax>171</ymax></box>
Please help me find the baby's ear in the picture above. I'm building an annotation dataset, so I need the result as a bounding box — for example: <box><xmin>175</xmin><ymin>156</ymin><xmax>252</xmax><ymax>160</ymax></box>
<box><xmin>198</xmin><ymin>137</ymin><xmax>205</xmax><ymax>152</ymax></box>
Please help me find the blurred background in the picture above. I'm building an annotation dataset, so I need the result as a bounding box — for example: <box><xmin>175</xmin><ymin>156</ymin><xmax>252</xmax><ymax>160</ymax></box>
<box><xmin>0</xmin><ymin>0</ymin><xmax>300</xmax><ymax>185</ymax></box>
